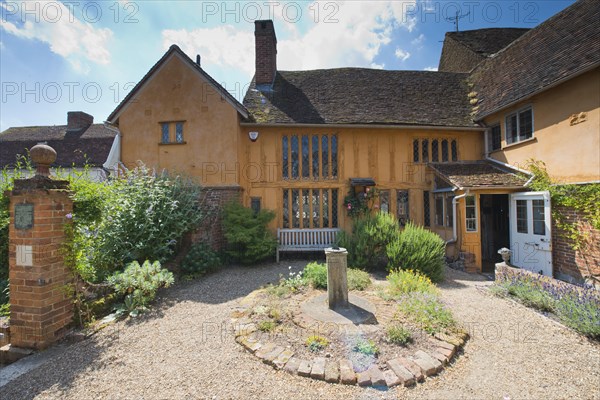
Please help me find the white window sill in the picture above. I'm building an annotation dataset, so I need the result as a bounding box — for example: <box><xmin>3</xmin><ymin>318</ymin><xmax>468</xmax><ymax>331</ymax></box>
<box><xmin>502</xmin><ymin>136</ymin><xmax>536</xmax><ymax>150</ymax></box>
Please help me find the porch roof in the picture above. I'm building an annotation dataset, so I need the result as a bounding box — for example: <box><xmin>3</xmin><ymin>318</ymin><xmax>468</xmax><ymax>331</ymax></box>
<box><xmin>428</xmin><ymin>161</ymin><xmax>529</xmax><ymax>190</ymax></box>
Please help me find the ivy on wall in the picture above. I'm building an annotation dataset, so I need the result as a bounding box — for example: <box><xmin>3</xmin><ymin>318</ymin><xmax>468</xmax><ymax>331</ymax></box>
<box><xmin>527</xmin><ymin>160</ymin><xmax>600</xmax><ymax>250</ymax></box>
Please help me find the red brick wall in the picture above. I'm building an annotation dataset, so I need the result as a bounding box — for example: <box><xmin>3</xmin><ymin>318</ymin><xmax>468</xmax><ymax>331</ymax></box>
<box><xmin>254</xmin><ymin>20</ymin><xmax>277</xmax><ymax>85</ymax></box>
<box><xmin>552</xmin><ymin>205</ymin><xmax>600</xmax><ymax>283</ymax></box>
<box><xmin>8</xmin><ymin>189</ymin><xmax>73</xmax><ymax>349</ymax></box>
<box><xmin>189</xmin><ymin>186</ymin><xmax>243</xmax><ymax>251</ymax></box>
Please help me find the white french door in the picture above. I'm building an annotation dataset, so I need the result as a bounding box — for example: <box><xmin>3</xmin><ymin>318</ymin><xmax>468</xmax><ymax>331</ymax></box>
<box><xmin>509</xmin><ymin>191</ymin><xmax>552</xmax><ymax>276</ymax></box>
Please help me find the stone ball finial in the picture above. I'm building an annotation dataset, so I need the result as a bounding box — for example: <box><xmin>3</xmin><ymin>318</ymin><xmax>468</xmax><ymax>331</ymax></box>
<box><xmin>30</xmin><ymin>143</ymin><xmax>57</xmax><ymax>177</ymax></box>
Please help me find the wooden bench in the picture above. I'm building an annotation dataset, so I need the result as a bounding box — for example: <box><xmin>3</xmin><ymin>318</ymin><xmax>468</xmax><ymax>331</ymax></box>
<box><xmin>276</xmin><ymin>228</ymin><xmax>341</xmax><ymax>262</ymax></box>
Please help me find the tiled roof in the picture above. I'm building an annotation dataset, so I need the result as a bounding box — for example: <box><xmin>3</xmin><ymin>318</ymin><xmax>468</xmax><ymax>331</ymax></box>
<box><xmin>470</xmin><ymin>0</ymin><xmax>600</xmax><ymax>119</ymax></box>
<box><xmin>243</xmin><ymin>69</ymin><xmax>477</xmax><ymax>127</ymax></box>
<box><xmin>429</xmin><ymin>161</ymin><xmax>529</xmax><ymax>189</ymax></box>
<box><xmin>107</xmin><ymin>45</ymin><xmax>249</xmax><ymax>123</ymax></box>
<box><xmin>446</xmin><ymin>28</ymin><xmax>530</xmax><ymax>57</ymax></box>
<box><xmin>0</xmin><ymin>124</ymin><xmax>118</xmax><ymax>168</ymax></box>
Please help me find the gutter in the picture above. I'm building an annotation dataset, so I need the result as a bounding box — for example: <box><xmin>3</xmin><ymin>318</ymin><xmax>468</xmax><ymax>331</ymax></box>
<box><xmin>240</xmin><ymin>122</ymin><xmax>484</xmax><ymax>132</ymax></box>
<box><xmin>447</xmin><ymin>190</ymin><xmax>468</xmax><ymax>245</ymax></box>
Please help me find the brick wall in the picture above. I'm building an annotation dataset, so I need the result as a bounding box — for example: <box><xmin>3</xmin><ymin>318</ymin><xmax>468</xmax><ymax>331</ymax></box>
<box><xmin>254</xmin><ymin>20</ymin><xmax>277</xmax><ymax>85</ymax></box>
<box><xmin>189</xmin><ymin>186</ymin><xmax>243</xmax><ymax>251</ymax></box>
<box><xmin>552</xmin><ymin>205</ymin><xmax>600</xmax><ymax>283</ymax></box>
<box><xmin>8</xmin><ymin>187</ymin><xmax>73</xmax><ymax>349</ymax></box>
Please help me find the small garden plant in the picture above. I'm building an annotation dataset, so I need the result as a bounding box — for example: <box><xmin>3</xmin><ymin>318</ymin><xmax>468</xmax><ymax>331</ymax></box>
<box><xmin>386</xmin><ymin>325</ymin><xmax>413</xmax><ymax>346</ymax></box>
<box><xmin>108</xmin><ymin>260</ymin><xmax>174</xmax><ymax>317</ymax></box>
<box><xmin>493</xmin><ymin>268</ymin><xmax>600</xmax><ymax>339</ymax></box>
<box><xmin>306</xmin><ymin>335</ymin><xmax>329</xmax><ymax>352</ymax></box>
<box><xmin>353</xmin><ymin>338</ymin><xmax>379</xmax><ymax>356</ymax></box>
<box><xmin>180</xmin><ymin>242</ymin><xmax>222</xmax><ymax>278</ymax></box>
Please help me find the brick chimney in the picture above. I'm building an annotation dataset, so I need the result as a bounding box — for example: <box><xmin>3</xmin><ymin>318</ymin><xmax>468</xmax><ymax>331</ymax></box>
<box><xmin>67</xmin><ymin>111</ymin><xmax>93</xmax><ymax>131</ymax></box>
<box><xmin>254</xmin><ymin>20</ymin><xmax>277</xmax><ymax>86</ymax></box>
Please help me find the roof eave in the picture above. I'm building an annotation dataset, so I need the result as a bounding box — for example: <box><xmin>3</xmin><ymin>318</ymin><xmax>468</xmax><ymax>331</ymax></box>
<box><xmin>239</xmin><ymin>122</ymin><xmax>483</xmax><ymax>131</ymax></box>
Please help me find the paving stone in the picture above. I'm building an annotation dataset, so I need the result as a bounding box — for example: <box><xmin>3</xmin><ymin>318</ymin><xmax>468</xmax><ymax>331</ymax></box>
<box><xmin>396</xmin><ymin>357</ymin><xmax>424</xmax><ymax>382</ymax></box>
<box><xmin>436</xmin><ymin>346</ymin><xmax>455</xmax><ymax>360</ymax></box>
<box><xmin>383</xmin><ymin>370</ymin><xmax>402</xmax><ymax>388</ymax></box>
<box><xmin>239</xmin><ymin>337</ymin><xmax>261</xmax><ymax>353</ymax></box>
<box><xmin>283</xmin><ymin>357</ymin><xmax>300</xmax><ymax>374</ymax></box>
<box><xmin>255</xmin><ymin>343</ymin><xmax>277</xmax><ymax>360</ymax></box>
<box><xmin>415</xmin><ymin>350</ymin><xmax>443</xmax><ymax>372</ymax></box>
<box><xmin>310</xmin><ymin>357</ymin><xmax>326</xmax><ymax>380</ymax></box>
<box><xmin>272</xmin><ymin>348</ymin><xmax>294</xmax><ymax>368</ymax></box>
<box><xmin>430</xmin><ymin>350</ymin><xmax>448</xmax><ymax>364</ymax></box>
<box><xmin>430</xmin><ymin>338</ymin><xmax>455</xmax><ymax>351</ymax></box>
<box><xmin>324</xmin><ymin>361</ymin><xmax>340</xmax><ymax>383</ymax></box>
<box><xmin>387</xmin><ymin>358</ymin><xmax>416</xmax><ymax>386</ymax></box>
<box><xmin>234</xmin><ymin>323</ymin><xmax>257</xmax><ymax>337</ymax></box>
<box><xmin>298</xmin><ymin>359</ymin><xmax>312</xmax><ymax>377</ymax></box>
<box><xmin>357</xmin><ymin>371</ymin><xmax>371</xmax><ymax>387</ymax></box>
<box><xmin>339</xmin><ymin>359</ymin><xmax>357</xmax><ymax>385</ymax></box>
<box><xmin>367</xmin><ymin>365</ymin><xmax>386</xmax><ymax>387</ymax></box>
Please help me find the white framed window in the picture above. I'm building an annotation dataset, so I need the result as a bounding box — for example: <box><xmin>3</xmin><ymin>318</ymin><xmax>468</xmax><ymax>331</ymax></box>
<box><xmin>505</xmin><ymin>107</ymin><xmax>533</xmax><ymax>145</ymax></box>
<box><xmin>465</xmin><ymin>195</ymin><xmax>477</xmax><ymax>232</ymax></box>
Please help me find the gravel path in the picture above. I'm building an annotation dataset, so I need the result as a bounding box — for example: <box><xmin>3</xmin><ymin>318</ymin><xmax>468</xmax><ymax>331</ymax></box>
<box><xmin>1</xmin><ymin>263</ymin><xmax>599</xmax><ymax>400</ymax></box>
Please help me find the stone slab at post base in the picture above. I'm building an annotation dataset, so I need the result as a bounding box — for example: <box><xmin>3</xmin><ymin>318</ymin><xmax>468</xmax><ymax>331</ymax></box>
<box><xmin>7</xmin><ymin>178</ymin><xmax>73</xmax><ymax>351</ymax></box>
<box><xmin>325</xmin><ymin>247</ymin><xmax>349</xmax><ymax>310</ymax></box>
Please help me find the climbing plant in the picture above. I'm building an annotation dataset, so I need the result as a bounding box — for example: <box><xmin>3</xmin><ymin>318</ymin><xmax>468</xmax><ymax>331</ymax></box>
<box><xmin>343</xmin><ymin>187</ymin><xmax>379</xmax><ymax>218</ymax></box>
<box><xmin>527</xmin><ymin>160</ymin><xmax>600</xmax><ymax>250</ymax></box>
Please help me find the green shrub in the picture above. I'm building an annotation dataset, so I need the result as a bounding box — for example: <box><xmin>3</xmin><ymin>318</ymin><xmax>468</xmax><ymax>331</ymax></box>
<box><xmin>180</xmin><ymin>243</ymin><xmax>222</xmax><ymax>276</ymax></box>
<box><xmin>339</xmin><ymin>212</ymin><xmax>400</xmax><ymax>270</ymax></box>
<box><xmin>348</xmin><ymin>269</ymin><xmax>371</xmax><ymax>291</ymax></box>
<box><xmin>303</xmin><ymin>262</ymin><xmax>328</xmax><ymax>289</ymax></box>
<box><xmin>386</xmin><ymin>269</ymin><xmax>437</xmax><ymax>298</ymax></box>
<box><xmin>386</xmin><ymin>222</ymin><xmax>446</xmax><ymax>282</ymax></box>
<box><xmin>306</xmin><ymin>335</ymin><xmax>329</xmax><ymax>352</ymax></box>
<box><xmin>386</xmin><ymin>325</ymin><xmax>413</xmax><ymax>346</ymax></box>
<box><xmin>396</xmin><ymin>292</ymin><xmax>456</xmax><ymax>334</ymax></box>
<box><xmin>222</xmin><ymin>202</ymin><xmax>276</xmax><ymax>264</ymax></box>
<box><xmin>505</xmin><ymin>282</ymin><xmax>555</xmax><ymax>312</ymax></box>
<box><xmin>107</xmin><ymin>260</ymin><xmax>174</xmax><ymax>317</ymax></box>
<box><xmin>302</xmin><ymin>262</ymin><xmax>371</xmax><ymax>291</ymax></box>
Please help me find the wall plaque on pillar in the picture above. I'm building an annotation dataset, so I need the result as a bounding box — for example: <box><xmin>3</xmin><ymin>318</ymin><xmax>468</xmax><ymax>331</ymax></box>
<box><xmin>14</xmin><ymin>203</ymin><xmax>34</xmax><ymax>230</ymax></box>
<box><xmin>16</xmin><ymin>245</ymin><xmax>33</xmax><ymax>267</ymax></box>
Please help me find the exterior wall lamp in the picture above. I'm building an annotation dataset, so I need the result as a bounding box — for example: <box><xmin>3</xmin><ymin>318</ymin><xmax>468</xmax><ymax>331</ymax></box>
<box><xmin>249</xmin><ymin>131</ymin><xmax>259</xmax><ymax>142</ymax></box>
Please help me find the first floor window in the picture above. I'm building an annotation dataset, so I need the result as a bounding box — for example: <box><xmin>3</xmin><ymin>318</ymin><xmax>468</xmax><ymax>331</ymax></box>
<box><xmin>397</xmin><ymin>190</ymin><xmax>409</xmax><ymax>226</ymax></box>
<box><xmin>465</xmin><ymin>195</ymin><xmax>477</xmax><ymax>232</ymax></box>
<box><xmin>489</xmin><ymin>124</ymin><xmax>501</xmax><ymax>152</ymax></box>
<box><xmin>282</xmin><ymin>134</ymin><xmax>337</xmax><ymax>180</ymax></box>
<box><xmin>282</xmin><ymin>188</ymin><xmax>338</xmax><ymax>229</ymax></box>
<box><xmin>160</xmin><ymin>121</ymin><xmax>185</xmax><ymax>144</ymax></box>
<box><xmin>505</xmin><ymin>107</ymin><xmax>533</xmax><ymax>144</ymax></box>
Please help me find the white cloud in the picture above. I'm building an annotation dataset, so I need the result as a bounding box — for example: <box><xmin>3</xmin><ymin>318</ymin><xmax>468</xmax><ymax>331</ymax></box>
<box><xmin>395</xmin><ymin>48</ymin><xmax>411</xmax><ymax>61</ymax></box>
<box><xmin>162</xmin><ymin>25</ymin><xmax>255</xmax><ymax>76</ymax></box>
<box><xmin>411</xmin><ymin>33</ymin><xmax>425</xmax><ymax>46</ymax></box>
<box><xmin>161</xmin><ymin>0</ymin><xmax>417</xmax><ymax>79</ymax></box>
<box><xmin>424</xmin><ymin>66</ymin><xmax>438</xmax><ymax>71</ymax></box>
<box><xmin>0</xmin><ymin>0</ymin><xmax>112</xmax><ymax>70</ymax></box>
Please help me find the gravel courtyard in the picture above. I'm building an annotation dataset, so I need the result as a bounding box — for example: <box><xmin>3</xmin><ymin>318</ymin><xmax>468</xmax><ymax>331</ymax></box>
<box><xmin>1</xmin><ymin>263</ymin><xmax>599</xmax><ymax>400</ymax></box>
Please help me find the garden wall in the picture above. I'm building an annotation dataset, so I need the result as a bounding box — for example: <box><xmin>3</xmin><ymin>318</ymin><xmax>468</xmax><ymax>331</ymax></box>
<box><xmin>552</xmin><ymin>205</ymin><xmax>600</xmax><ymax>284</ymax></box>
<box><xmin>190</xmin><ymin>185</ymin><xmax>242</xmax><ymax>250</ymax></box>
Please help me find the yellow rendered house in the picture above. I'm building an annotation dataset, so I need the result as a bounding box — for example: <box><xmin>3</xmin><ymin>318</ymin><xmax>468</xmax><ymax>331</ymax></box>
<box><xmin>107</xmin><ymin>0</ymin><xmax>599</xmax><ymax>283</ymax></box>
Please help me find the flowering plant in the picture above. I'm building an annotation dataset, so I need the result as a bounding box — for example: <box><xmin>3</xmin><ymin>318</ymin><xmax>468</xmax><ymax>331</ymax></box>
<box><xmin>343</xmin><ymin>187</ymin><xmax>379</xmax><ymax>218</ymax></box>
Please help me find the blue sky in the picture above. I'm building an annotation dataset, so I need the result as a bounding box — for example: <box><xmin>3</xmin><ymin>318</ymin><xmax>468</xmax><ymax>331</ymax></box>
<box><xmin>0</xmin><ymin>0</ymin><xmax>576</xmax><ymax>131</ymax></box>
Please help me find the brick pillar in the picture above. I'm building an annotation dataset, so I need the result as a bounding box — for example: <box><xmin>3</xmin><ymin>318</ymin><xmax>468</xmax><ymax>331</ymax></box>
<box><xmin>7</xmin><ymin>144</ymin><xmax>73</xmax><ymax>350</ymax></box>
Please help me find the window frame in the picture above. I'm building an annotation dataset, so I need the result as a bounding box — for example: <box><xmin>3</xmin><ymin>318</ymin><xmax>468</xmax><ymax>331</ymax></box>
<box><xmin>158</xmin><ymin>121</ymin><xmax>187</xmax><ymax>145</ymax></box>
<box><xmin>465</xmin><ymin>195</ymin><xmax>478</xmax><ymax>232</ymax></box>
<box><xmin>505</xmin><ymin>106</ymin><xmax>534</xmax><ymax>145</ymax></box>
<box><xmin>489</xmin><ymin>123</ymin><xmax>502</xmax><ymax>152</ymax></box>
<box><xmin>434</xmin><ymin>193</ymin><xmax>445</xmax><ymax>226</ymax></box>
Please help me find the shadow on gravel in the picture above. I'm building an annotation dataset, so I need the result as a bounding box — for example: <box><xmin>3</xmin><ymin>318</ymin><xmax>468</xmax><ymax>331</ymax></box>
<box><xmin>0</xmin><ymin>329</ymin><xmax>121</xmax><ymax>400</ymax></box>
<box><xmin>438</xmin><ymin>267</ymin><xmax>489</xmax><ymax>290</ymax></box>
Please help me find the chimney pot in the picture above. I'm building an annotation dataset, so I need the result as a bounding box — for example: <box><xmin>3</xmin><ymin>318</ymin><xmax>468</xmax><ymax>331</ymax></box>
<box><xmin>196</xmin><ymin>54</ymin><xmax>201</xmax><ymax>66</ymax></box>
